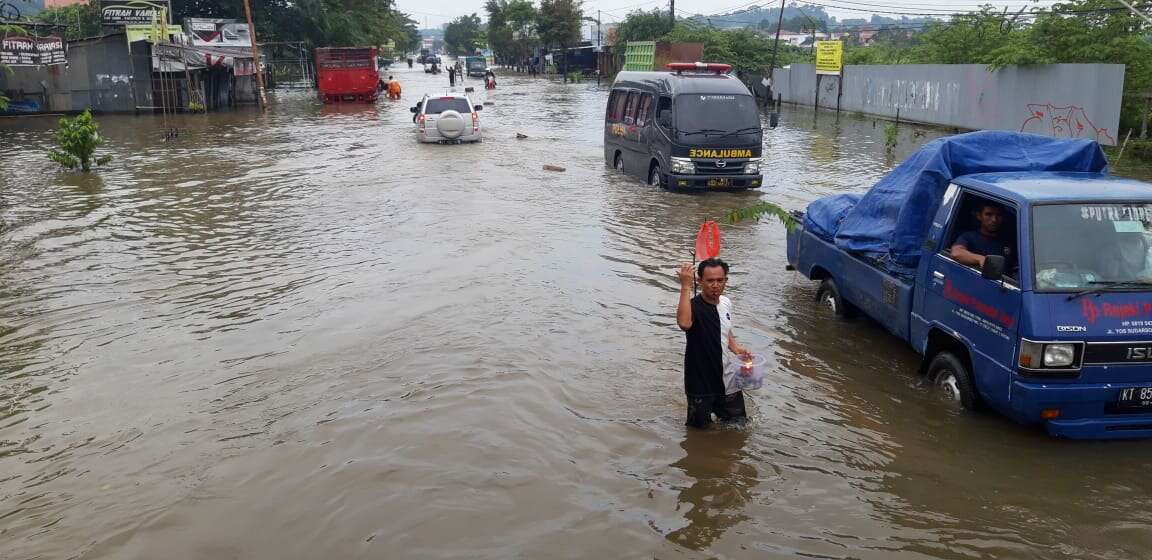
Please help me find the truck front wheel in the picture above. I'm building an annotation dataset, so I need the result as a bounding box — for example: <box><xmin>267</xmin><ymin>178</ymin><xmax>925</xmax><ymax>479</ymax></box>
<box><xmin>817</xmin><ymin>278</ymin><xmax>855</xmax><ymax>319</ymax></box>
<box><xmin>926</xmin><ymin>352</ymin><xmax>978</xmax><ymax>411</ymax></box>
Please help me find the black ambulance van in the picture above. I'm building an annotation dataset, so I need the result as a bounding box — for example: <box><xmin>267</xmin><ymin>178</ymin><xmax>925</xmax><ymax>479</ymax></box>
<box><xmin>604</xmin><ymin>62</ymin><xmax>763</xmax><ymax>190</ymax></box>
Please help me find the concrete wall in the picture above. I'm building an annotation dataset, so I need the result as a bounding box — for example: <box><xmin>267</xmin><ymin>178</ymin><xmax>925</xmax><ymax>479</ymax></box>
<box><xmin>774</xmin><ymin>63</ymin><xmax>1125</xmax><ymax>145</ymax></box>
<box><xmin>0</xmin><ymin>34</ymin><xmax>150</xmax><ymax>113</ymax></box>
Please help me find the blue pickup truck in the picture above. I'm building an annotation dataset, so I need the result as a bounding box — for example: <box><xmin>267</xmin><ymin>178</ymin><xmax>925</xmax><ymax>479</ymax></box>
<box><xmin>786</xmin><ymin>131</ymin><xmax>1152</xmax><ymax>439</ymax></box>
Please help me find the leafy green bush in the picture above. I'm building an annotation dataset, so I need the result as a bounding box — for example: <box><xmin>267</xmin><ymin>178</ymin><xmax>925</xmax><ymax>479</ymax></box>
<box><xmin>885</xmin><ymin>122</ymin><xmax>899</xmax><ymax>149</ymax></box>
<box><xmin>47</xmin><ymin>109</ymin><xmax>112</xmax><ymax>172</ymax></box>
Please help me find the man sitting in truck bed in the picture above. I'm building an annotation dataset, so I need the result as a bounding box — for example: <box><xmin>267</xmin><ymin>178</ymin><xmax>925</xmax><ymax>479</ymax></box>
<box><xmin>950</xmin><ymin>201</ymin><xmax>1017</xmax><ymax>275</ymax></box>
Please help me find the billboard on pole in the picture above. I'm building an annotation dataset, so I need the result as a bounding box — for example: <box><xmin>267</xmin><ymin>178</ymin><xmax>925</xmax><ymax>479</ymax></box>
<box><xmin>815</xmin><ymin>41</ymin><xmax>843</xmax><ymax>75</ymax></box>
<box><xmin>99</xmin><ymin>0</ymin><xmax>171</xmax><ymax>24</ymax></box>
<box><xmin>0</xmin><ymin>36</ymin><xmax>65</xmax><ymax>66</ymax></box>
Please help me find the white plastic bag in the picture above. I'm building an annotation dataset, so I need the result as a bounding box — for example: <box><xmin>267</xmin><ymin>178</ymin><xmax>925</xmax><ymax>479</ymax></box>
<box><xmin>726</xmin><ymin>354</ymin><xmax>766</xmax><ymax>392</ymax></box>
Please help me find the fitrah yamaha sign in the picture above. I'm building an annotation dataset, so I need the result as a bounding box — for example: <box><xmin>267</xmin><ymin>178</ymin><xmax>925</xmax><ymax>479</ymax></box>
<box><xmin>100</xmin><ymin>0</ymin><xmax>171</xmax><ymax>24</ymax></box>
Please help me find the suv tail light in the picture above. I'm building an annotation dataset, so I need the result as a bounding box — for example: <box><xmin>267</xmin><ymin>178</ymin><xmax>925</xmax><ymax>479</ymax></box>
<box><xmin>471</xmin><ymin>112</ymin><xmax>479</xmax><ymax>132</ymax></box>
<box><xmin>417</xmin><ymin>113</ymin><xmax>425</xmax><ymax>133</ymax></box>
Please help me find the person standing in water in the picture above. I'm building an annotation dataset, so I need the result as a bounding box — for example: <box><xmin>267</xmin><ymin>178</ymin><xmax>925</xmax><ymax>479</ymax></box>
<box><xmin>448</xmin><ymin>65</ymin><xmax>456</xmax><ymax>87</ymax></box>
<box><xmin>676</xmin><ymin>259</ymin><xmax>751</xmax><ymax>428</ymax></box>
<box><xmin>386</xmin><ymin>76</ymin><xmax>401</xmax><ymax>100</ymax></box>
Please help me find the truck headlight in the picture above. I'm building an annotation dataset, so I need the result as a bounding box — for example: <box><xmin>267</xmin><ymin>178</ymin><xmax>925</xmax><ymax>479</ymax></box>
<box><xmin>1018</xmin><ymin>338</ymin><xmax>1082</xmax><ymax>375</ymax></box>
<box><xmin>744</xmin><ymin>158</ymin><xmax>761</xmax><ymax>174</ymax></box>
<box><xmin>1043</xmin><ymin>344</ymin><xmax>1076</xmax><ymax>367</ymax></box>
<box><xmin>670</xmin><ymin>157</ymin><xmax>695</xmax><ymax>174</ymax></box>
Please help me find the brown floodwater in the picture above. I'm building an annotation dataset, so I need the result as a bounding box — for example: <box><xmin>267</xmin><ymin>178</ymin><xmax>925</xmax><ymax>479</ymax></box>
<box><xmin>3</xmin><ymin>64</ymin><xmax>1152</xmax><ymax>560</ymax></box>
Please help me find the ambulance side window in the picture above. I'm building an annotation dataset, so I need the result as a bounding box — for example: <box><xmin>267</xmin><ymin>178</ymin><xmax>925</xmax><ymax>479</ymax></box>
<box><xmin>657</xmin><ymin>96</ymin><xmax>672</xmax><ymax>128</ymax></box>
<box><xmin>606</xmin><ymin>90</ymin><xmax>626</xmax><ymax>121</ymax></box>
<box><xmin>636</xmin><ymin>94</ymin><xmax>654</xmax><ymax>127</ymax></box>
<box><xmin>622</xmin><ymin>92</ymin><xmax>640</xmax><ymax>125</ymax></box>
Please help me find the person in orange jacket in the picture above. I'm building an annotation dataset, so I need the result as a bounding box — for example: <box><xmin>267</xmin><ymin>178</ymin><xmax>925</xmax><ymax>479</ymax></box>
<box><xmin>386</xmin><ymin>76</ymin><xmax>402</xmax><ymax>100</ymax></box>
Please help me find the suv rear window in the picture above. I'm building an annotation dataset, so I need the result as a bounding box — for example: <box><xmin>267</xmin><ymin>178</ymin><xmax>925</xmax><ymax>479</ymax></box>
<box><xmin>425</xmin><ymin>98</ymin><xmax>472</xmax><ymax>114</ymax></box>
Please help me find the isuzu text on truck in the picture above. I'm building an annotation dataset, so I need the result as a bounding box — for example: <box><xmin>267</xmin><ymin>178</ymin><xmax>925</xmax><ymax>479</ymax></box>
<box><xmin>786</xmin><ymin>131</ymin><xmax>1152</xmax><ymax>439</ymax></box>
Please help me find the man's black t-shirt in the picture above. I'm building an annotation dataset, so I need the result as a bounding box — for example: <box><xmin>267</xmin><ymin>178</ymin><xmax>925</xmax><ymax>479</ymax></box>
<box><xmin>684</xmin><ymin>295</ymin><xmax>726</xmax><ymax>397</ymax></box>
<box><xmin>955</xmin><ymin>230</ymin><xmax>1016</xmax><ymax>270</ymax></box>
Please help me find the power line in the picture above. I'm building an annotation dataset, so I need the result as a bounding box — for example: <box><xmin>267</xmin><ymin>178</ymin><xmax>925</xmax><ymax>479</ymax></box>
<box><xmin>594</xmin><ymin>0</ymin><xmax>667</xmax><ymax>14</ymax></box>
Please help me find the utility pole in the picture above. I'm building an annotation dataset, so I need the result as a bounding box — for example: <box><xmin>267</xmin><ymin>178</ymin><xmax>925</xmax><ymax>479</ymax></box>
<box><xmin>597</xmin><ymin>10</ymin><xmax>601</xmax><ymax>85</ymax></box>
<box><xmin>766</xmin><ymin>0</ymin><xmax>786</xmax><ymax>102</ymax></box>
<box><xmin>669</xmin><ymin>0</ymin><xmax>675</xmax><ymax>28</ymax></box>
<box><xmin>242</xmin><ymin>0</ymin><xmax>268</xmax><ymax>112</ymax></box>
<box><xmin>1115</xmin><ymin>0</ymin><xmax>1152</xmax><ymax>26</ymax></box>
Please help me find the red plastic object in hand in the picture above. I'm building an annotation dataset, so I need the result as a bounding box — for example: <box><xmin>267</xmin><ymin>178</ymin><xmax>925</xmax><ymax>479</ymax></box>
<box><xmin>694</xmin><ymin>221</ymin><xmax>722</xmax><ymax>261</ymax></box>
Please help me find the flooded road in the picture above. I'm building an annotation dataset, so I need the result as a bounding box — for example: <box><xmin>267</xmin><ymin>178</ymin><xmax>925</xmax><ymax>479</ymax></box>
<box><xmin>3</xmin><ymin>64</ymin><xmax>1152</xmax><ymax>559</ymax></box>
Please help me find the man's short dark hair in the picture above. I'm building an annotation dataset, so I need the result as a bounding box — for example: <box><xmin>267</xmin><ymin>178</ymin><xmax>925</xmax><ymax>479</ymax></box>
<box><xmin>976</xmin><ymin>202</ymin><xmax>1002</xmax><ymax>214</ymax></box>
<box><xmin>698</xmin><ymin>258</ymin><xmax>729</xmax><ymax>278</ymax></box>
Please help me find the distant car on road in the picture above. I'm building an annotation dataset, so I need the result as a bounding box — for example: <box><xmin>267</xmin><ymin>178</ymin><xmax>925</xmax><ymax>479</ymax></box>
<box><xmin>411</xmin><ymin>93</ymin><xmax>484</xmax><ymax>143</ymax></box>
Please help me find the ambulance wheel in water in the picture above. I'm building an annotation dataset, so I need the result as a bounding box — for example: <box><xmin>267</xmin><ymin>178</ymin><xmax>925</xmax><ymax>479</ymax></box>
<box><xmin>648</xmin><ymin>162</ymin><xmax>663</xmax><ymax>187</ymax></box>
<box><xmin>926</xmin><ymin>352</ymin><xmax>979</xmax><ymax>411</ymax></box>
<box><xmin>817</xmin><ymin>278</ymin><xmax>855</xmax><ymax>319</ymax></box>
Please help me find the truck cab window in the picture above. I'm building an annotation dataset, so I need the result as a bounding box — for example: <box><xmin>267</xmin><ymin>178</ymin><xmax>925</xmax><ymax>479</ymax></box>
<box><xmin>1033</xmin><ymin>203</ymin><xmax>1152</xmax><ymax>290</ymax></box>
<box><xmin>946</xmin><ymin>194</ymin><xmax>1019</xmax><ymax>280</ymax></box>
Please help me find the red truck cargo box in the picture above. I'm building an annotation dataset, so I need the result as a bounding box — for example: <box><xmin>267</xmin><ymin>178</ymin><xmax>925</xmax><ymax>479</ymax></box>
<box><xmin>315</xmin><ymin>47</ymin><xmax>380</xmax><ymax>103</ymax></box>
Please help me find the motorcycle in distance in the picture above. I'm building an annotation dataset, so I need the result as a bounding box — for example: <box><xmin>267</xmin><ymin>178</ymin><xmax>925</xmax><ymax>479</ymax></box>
<box><xmin>484</xmin><ymin>70</ymin><xmax>497</xmax><ymax>90</ymax></box>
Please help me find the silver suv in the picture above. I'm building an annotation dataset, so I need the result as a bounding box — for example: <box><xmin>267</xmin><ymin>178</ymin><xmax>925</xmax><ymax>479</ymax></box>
<box><xmin>410</xmin><ymin>94</ymin><xmax>483</xmax><ymax>143</ymax></box>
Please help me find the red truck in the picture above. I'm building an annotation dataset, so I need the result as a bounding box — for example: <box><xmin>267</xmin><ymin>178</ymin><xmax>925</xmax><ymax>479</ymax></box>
<box><xmin>315</xmin><ymin>47</ymin><xmax>380</xmax><ymax>103</ymax></box>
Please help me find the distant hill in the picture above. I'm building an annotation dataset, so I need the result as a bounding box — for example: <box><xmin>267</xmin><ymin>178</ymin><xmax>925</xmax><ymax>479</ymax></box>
<box><xmin>684</xmin><ymin>4</ymin><xmax>939</xmax><ymax>30</ymax></box>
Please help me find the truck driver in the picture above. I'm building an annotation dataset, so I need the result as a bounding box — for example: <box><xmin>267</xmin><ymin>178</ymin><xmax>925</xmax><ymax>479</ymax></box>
<box><xmin>950</xmin><ymin>201</ymin><xmax>1016</xmax><ymax>274</ymax></box>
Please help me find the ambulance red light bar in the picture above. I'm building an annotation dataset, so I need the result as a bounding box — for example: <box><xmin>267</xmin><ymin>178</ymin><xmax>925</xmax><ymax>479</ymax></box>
<box><xmin>666</xmin><ymin>62</ymin><xmax>732</xmax><ymax>75</ymax></box>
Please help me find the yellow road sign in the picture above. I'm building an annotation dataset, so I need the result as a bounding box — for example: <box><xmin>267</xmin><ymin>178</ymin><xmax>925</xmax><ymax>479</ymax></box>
<box><xmin>815</xmin><ymin>41</ymin><xmax>843</xmax><ymax>75</ymax></box>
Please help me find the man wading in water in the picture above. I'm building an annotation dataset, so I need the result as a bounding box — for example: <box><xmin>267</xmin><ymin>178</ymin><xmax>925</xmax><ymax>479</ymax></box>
<box><xmin>676</xmin><ymin>259</ymin><xmax>751</xmax><ymax>428</ymax></box>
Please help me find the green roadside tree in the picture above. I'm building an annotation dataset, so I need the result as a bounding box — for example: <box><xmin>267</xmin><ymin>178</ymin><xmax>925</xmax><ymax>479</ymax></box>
<box><xmin>536</xmin><ymin>0</ymin><xmax>582</xmax><ymax>81</ymax></box>
<box><xmin>444</xmin><ymin>13</ymin><xmax>484</xmax><ymax>55</ymax></box>
<box><xmin>486</xmin><ymin>0</ymin><xmax>515</xmax><ymax>63</ymax></box>
<box><xmin>613</xmin><ymin>9</ymin><xmax>672</xmax><ymax>46</ymax></box>
<box><xmin>660</xmin><ymin>23</ymin><xmax>803</xmax><ymax>76</ymax></box>
<box><xmin>47</xmin><ymin>110</ymin><xmax>113</xmax><ymax>172</ymax></box>
<box><xmin>912</xmin><ymin>7</ymin><xmax>1015</xmax><ymax>64</ymax></box>
<box><xmin>33</xmin><ymin>3</ymin><xmax>102</xmax><ymax>41</ymax></box>
<box><xmin>385</xmin><ymin>11</ymin><xmax>421</xmax><ymax>54</ymax></box>
<box><xmin>505</xmin><ymin>0</ymin><xmax>539</xmax><ymax>64</ymax></box>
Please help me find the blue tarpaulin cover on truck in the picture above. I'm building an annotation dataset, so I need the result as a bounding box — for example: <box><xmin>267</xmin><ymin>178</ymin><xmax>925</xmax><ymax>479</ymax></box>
<box><xmin>803</xmin><ymin>193</ymin><xmax>863</xmax><ymax>241</ymax></box>
<box><xmin>808</xmin><ymin>131</ymin><xmax>1108</xmax><ymax>274</ymax></box>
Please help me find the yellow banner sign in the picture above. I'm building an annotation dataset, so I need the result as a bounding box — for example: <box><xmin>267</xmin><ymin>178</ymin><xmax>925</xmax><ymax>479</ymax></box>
<box><xmin>815</xmin><ymin>41</ymin><xmax>843</xmax><ymax>75</ymax></box>
<box><xmin>125</xmin><ymin>23</ymin><xmax>182</xmax><ymax>43</ymax></box>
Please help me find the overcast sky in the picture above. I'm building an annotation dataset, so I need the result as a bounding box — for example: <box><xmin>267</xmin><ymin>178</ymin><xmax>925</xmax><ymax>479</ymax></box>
<box><xmin>394</xmin><ymin>0</ymin><xmax>1052</xmax><ymax>28</ymax></box>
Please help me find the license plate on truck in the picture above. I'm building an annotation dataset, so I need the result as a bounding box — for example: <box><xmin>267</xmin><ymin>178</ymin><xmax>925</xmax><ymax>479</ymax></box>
<box><xmin>708</xmin><ymin>178</ymin><xmax>731</xmax><ymax>188</ymax></box>
<box><xmin>1117</xmin><ymin>387</ymin><xmax>1152</xmax><ymax>409</ymax></box>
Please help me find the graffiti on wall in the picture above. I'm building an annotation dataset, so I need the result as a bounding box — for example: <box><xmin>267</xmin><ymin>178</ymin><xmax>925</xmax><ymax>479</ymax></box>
<box><xmin>1019</xmin><ymin>103</ymin><xmax>1116</xmax><ymax>144</ymax></box>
